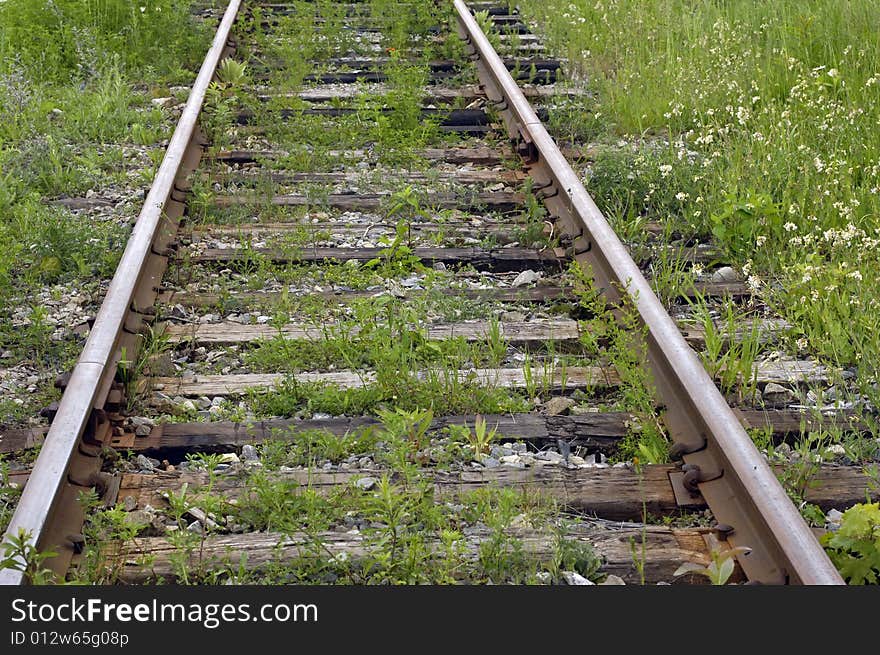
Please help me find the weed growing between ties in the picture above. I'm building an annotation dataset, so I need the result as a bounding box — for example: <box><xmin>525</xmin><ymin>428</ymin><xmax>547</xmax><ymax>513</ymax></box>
<box><xmin>0</xmin><ymin>455</ymin><xmax>22</xmax><ymax>534</ymax></box>
<box><xmin>822</xmin><ymin>501</ymin><xmax>880</xmax><ymax>585</ymax></box>
<box><xmin>571</xmin><ymin>263</ymin><xmax>669</xmax><ymax>463</ymax></box>
<box><xmin>69</xmin><ymin>410</ymin><xmax>607</xmax><ymax>585</ymax></box>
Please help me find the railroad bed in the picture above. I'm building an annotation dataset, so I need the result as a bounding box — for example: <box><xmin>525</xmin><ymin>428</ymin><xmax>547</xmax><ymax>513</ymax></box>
<box><xmin>1</xmin><ymin>0</ymin><xmax>869</xmax><ymax>585</ymax></box>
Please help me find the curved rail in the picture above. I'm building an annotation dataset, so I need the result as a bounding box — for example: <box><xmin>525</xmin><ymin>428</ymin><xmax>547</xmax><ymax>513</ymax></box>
<box><xmin>0</xmin><ymin>0</ymin><xmax>243</xmax><ymax>585</ymax></box>
<box><xmin>453</xmin><ymin>0</ymin><xmax>842</xmax><ymax>584</ymax></box>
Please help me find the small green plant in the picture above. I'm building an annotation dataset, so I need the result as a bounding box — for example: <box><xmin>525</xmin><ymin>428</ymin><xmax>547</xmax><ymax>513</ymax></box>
<box><xmin>203</xmin><ymin>58</ymin><xmax>248</xmax><ymax>149</ymax></box>
<box><xmin>776</xmin><ymin>434</ymin><xmax>826</xmax><ymax>526</ymax></box>
<box><xmin>376</xmin><ymin>407</ymin><xmax>434</xmax><ymax>452</ymax></box>
<box><xmin>549</xmin><ymin>530</ymin><xmax>602</xmax><ymax>582</ymax></box>
<box><xmin>687</xmin><ymin>293</ymin><xmax>760</xmax><ymax>401</ymax></box>
<box><xmin>673</xmin><ymin>546</ymin><xmax>751</xmax><ymax>585</ymax></box>
<box><xmin>821</xmin><ymin>502</ymin><xmax>880</xmax><ymax>585</ymax></box>
<box><xmin>216</xmin><ymin>58</ymin><xmax>248</xmax><ymax>88</ymax></box>
<box><xmin>0</xmin><ymin>529</ymin><xmax>57</xmax><ymax>584</ymax></box>
<box><xmin>70</xmin><ymin>490</ymin><xmax>149</xmax><ymax>584</ymax></box>
<box><xmin>0</xmin><ymin>455</ymin><xmax>21</xmax><ymax>533</ymax></box>
<box><xmin>449</xmin><ymin>415</ymin><xmax>499</xmax><ymax>459</ymax></box>
<box><xmin>709</xmin><ymin>191</ymin><xmax>781</xmax><ymax>259</ymax></box>
<box><xmin>572</xmin><ymin>263</ymin><xmax>668</xmax><ymax>463</ymax></box>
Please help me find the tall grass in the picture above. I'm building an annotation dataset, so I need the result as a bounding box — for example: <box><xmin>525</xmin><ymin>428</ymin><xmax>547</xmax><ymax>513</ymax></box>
<box><xmin>518</xmin><ymin>0</ymin><xmax>880</xmax><ymax>402</ymax></box>
<box><xmin>0</xmin><ymin>1</ymin><xmax>213</xmax><ymax>426</ymax></box>
<box><xmin>0</xmin><ymin>0</ymin><xmax>210</xmax><ymax>83</ymax></box>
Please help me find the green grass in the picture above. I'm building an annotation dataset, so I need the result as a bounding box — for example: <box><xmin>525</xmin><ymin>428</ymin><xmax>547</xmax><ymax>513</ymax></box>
<box><xmin>0</xmin><ymin>2</ymin><xmax>219</xmax><ymax>429</ymax></box>
<box><xmin>517</xmin><ymin>0</ymin><xmax>880</xmax><ymax>409</ymax></box>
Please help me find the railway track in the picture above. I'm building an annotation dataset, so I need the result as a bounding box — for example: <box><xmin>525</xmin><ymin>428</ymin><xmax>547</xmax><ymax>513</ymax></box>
<box><xmin>0</xmin><ymin>0</ymin><xmax>862</xmax><ymax>585</ymax></box>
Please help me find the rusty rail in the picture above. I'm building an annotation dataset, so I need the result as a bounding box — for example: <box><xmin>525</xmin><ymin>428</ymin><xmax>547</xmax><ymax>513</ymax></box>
<box><xmin>0</xmin><ymin>0</ymin><xmax>243</xmax><ymax>585</ymax></box>
<box><xmin>0</xmin><ymin>0</ymin><xmax>843</xmax><ymax>586</ymax></box>
<box><xmin>453</xmin><ymin>0</ymin><xmax>841</xmax><ymax>584</ymax></box>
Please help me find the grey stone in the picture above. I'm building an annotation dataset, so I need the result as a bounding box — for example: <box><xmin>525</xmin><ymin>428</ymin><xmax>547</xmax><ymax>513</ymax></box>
<box><xmin>355</xmin><ymin>476</ymin><xmax>378</xmax><ymax>491</ymax></box>
<box><xmin>510</xmin><ymin>442</ymin><xmax>527</xmax><ymax>453</ymax></box>
<box><xmin>185</xmin><ymin>507</ymin><xmax>220</xmax><ymax>531</ymax></box>
<box><xmin>710</xmin><ymin>266</ymin><xmax>739</xmax><ymax>283</ymax></box>
<box><xmin>536</xmin><ymin>450</ymin><xmax>564</xmax><ymax>463</ymax></box>
<box><xmin>196</xmin><ymin>396</ymin><xmax>212</xmax><ymax>410</ymax></box>
<box><xmin>599</xmin><ymin>574</ymin><xmax>626</xmax><ymax>585</ymax></box>
<box><xmin>500</xmin><ymin>311</ymin><xmax>526</xmax><ymax>322</ymax></box>
<box><xmin>571</xmin><ymin>405</ymin><xmax>600</xmax><ymax>416</ymax></box>
<box><xmin>186</xmin><ymin>520</ymin><xmax>204</xmax><ymax>534</ymax></box>
<box><xmin>535</xmin><ymin>571</ymin><xmax>553</xmax><ymax>584</ymax></box>
<box><xmin>124</xmin><ymin>511</ymin><xmax>152</xmax><ymax>529</ymax></box>
<box><xmin>433</xmin><ymin>262</ymin><xmax>447</xmax><ymax>271</ymax></box>
<box><xmin>358</xmin><ymin>457</ymin><xmax>373</xmax><ymax>468</ymax></box>
<box><xmin>562</xmin><ymin>571</ymin><xmax>595</xmax><ymax>586</ymax></box>
<box><xmin>135</xmin><ymin>454</ymin><xmax>155</xmax><ymax>472</ymax></box>
<box><xmin>827</xmin><ymin>508</ymin><xmax>844</xmax><ymax>520</ymax></box>
<box><xmin>241</xmin><ymin>444</ymin><xmax>260</xmax><ymax>462</ymax></box>
<box><xmin>545</xmin><ymin>396</ymin><xmax>575</xmax><ymax>416</ymax></box>
<box><xmin>763</xmin><ymin>382</ymin><xmax>795</xmax><ymax>404</ymax></box>
<box><xmin>122</xmin><ymin>496</ymin><xmax>137</xmax><ymax>512</ymax></box>
<box><xmin>480</xmin><ymin>455</ymin><xmax>500</xmax><ymax>468</ymax></box>
<box><xmin>490</xmin><ymin>444</ymin><xmax>514</xmax><ymax>458</ymax></box>
<box><xmin>135</xmin><ymin>423</ymin><xmax>152</xmax><ymax>437</ymax></box>
<box><xmin>826</xmin><ymin>508</ymin><xmax>844</xmax><ymax>527</ymax></box>
<box><xmin>511</xmin><ymin>269</ymin><xmax>540</xmax><ymax>288</ymax></box>
<box><xmin>130</xmin><ymin>416</ymin><xmax>155</xmax><ymax>429</ymax></box>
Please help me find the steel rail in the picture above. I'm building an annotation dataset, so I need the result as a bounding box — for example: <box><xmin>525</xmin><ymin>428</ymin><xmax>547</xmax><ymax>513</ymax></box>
<box><xmin>0</xmin><ymin>0</ymin><xmax>243</xmax><ymax>585</ymax></box>
<box><xmin>454</xmin><ymin>0</ymin><xmax>842</xmax><ymax>584</ymax></box>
